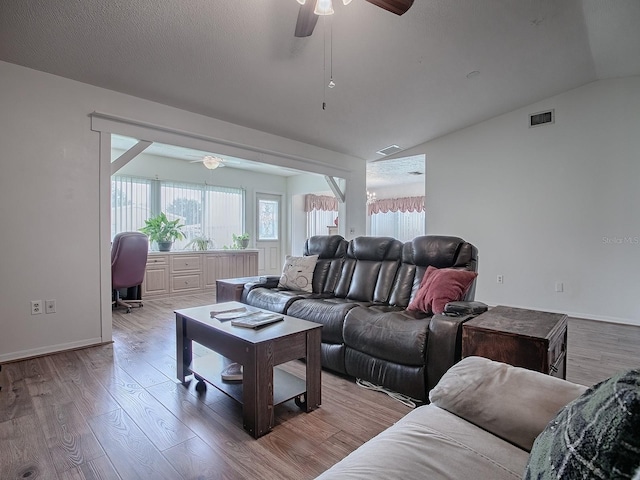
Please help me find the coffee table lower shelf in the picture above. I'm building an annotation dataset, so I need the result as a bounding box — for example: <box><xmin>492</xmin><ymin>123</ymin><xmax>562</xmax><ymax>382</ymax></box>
<box><xmin>189</xmin><ymin>353</ymin><xmax>308</xmax><ymax>408</ymax></box>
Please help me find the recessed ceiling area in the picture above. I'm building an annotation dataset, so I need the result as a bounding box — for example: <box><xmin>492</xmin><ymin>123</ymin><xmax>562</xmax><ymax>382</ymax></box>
<box><xmin>367</xmin><ymin>155</ymin><xmax>425</xmax><ymax>189</ymax></box>
<box><xmin>111</xmin><ymin>135</ymin><xmax>305</xmax><ymax>177</ymax></box>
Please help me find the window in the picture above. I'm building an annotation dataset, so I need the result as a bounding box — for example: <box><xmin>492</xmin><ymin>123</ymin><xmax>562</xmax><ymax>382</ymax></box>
<box><xmin>368</xmin><ymin>195</ymin><xmax>425</xmax><ymax>241</ymax></box>
<box><xmin>370</xmin><ymin>210</ymin><xmax>425</xmax><ymax>241</ymax></box>
<box><xmin>111</xmin><ymin>176</ymin><xmax>152</xmax><ymax>236</ymax></box>
<box><xmin>305</xmin><ymin>194</ymin><xmax>338</xmax><ymax>237</ymax></box>
<box><xmin>161</xmin><ymin>182</ymin><xmax>203</xmax><ymax>250</ymax></box>
<box><xmin>307</xmin><ymin>210</ymin><xmax>337</xmax><ymax>237</ymax></box>
<box><xmin>112</xmin><ymin>175</ymin><xmax>244</xmax><ymax>250</ymax></box>
<box><xmin>258</xmin><ymin>198</ymin><xmax>279</xmax><ymax>241</ymax></box>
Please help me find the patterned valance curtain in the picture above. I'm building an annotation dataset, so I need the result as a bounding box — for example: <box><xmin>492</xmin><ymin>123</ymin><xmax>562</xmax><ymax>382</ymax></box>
<box><xmin>305</xmin><ymin>194</ymin><xmax>338</xmax><ymax>212</ymax></box>
<box><xmin>368</xmin><ymin>196</ymin><xmax>425</xmax><ymax>216</ymax></box>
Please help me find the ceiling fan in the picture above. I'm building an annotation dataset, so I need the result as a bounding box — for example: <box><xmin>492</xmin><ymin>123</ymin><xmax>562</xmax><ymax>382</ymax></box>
<box><xmin>188</xmin><ymin>155</ymin><xmax>235</xmax><ymax>170</ymax></box>
<box><xmin>295</xmin><ymin>0</ymin><xmax>414</xmax><ymax>37</ymax></box>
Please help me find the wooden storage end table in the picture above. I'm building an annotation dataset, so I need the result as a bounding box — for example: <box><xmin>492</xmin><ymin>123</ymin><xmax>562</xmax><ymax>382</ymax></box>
<box><xmin>176</xmin><ymin>301</ymin><xmax>322</xmax><ymax>438</ymax></box>
<box><xmin>216</xmin><ymin>276</ymin><xmax>261</xmax><ymax>303</ymax></box>
<box><xmin>462</xmin><ymin>305</ymin><xmax>567</xmax><ymax>379</ymax></box>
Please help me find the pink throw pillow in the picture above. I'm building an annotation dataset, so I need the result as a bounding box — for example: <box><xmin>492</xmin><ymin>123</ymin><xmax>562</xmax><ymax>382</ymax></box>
<box><xmin>408</xmin><ymin>266</ymin><xmax>478</xmax><ymax>314</ymax></box>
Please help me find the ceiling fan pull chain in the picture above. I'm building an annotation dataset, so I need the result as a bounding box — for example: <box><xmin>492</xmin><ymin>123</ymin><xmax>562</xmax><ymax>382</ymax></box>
<box><xmin>322</xmin><ymin>15</ymin><xmax>327</xmax><ymax>110</ymax></box>
<box><xmin>329</xmin><ymin>17</ymin><xmax>335</xmax><ymax>88</ymax></box>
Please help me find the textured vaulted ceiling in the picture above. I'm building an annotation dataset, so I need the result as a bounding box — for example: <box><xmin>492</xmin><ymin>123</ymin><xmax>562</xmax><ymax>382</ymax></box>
<box><xmin>1</xmin><ymin>0</ymin><xmax>639</xmax><ymax>160</ymax></box>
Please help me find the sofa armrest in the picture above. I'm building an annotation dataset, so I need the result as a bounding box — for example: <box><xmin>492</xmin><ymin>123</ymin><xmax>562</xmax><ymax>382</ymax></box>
<box><xmin>429</xmin><ymin>356</ymin><xmax>587</xmax><ymax>451</ymax></box>
<box><xmin>426</xmin><ymin>313</ymin><xmax>475</xmax><ymax>392</ymax></box>
<box><xmin>443</xmin><ymin>301</ymin><xmax>488</xmax><ymax>316</ymax></box>
<box><xmin>258</xmin><ymin>274</ymin><xmax>282</xmax><ymax>285</ymax></box>
<box><xmin>241</xmin><ymin>276</ymin><xmax>281</xmax><ymax>302</ymax></box>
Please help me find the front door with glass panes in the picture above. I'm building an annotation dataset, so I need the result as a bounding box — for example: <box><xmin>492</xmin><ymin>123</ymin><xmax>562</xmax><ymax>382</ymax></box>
<box><xmin>256</xmin><ymin>193</ymin><xmax>282</xmax><ymax>275</ymax></box>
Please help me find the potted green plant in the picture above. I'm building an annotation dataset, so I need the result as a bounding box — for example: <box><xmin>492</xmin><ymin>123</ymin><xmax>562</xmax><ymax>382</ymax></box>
<box><xmin>185</xmin><ymin>236</ymin><xmax>213</xmax><ymax>251</ymax></box>
<box><xmin>232</xmin><ymin>233</ymin><xmax>250</xmax><ymax>249</ymax></box>
<box><xmin>139</xmin><ymin>212</ymin><xmax>185</xmax><ymax>252</ymax></box>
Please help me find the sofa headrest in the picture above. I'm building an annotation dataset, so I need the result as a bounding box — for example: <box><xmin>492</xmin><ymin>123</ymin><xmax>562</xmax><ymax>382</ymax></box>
<box><xmin>347</xmin><ymin>236</ymin><xmax>403</xmax><ymax>261</ymax></box>
<box><xmin>304</xmin><ymin>235</ymin><xmax>348</xmax><ymax>259</ymax></box>
<box><xmin>403</xmin><ymin>235</ymin><xmax>475</xmax><ymax>269</ymax></box>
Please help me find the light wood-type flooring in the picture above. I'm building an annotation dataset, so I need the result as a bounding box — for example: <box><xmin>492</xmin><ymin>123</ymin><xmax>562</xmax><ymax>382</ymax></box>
<box><xmin>1</xmin><ymin>294</ymin><xmax>639</xmax><ymax>479</ymax></box>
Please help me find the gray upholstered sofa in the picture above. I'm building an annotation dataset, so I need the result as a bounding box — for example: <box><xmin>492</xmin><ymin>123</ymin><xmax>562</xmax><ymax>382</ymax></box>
<box><xmin>241</xmin><ymin>235</ymin><xmax>482</xmax><ymax>401</ymax></box>
<box><xmin>316</xmin><ymin>356</ymin><xmax>588</xmax><ymax>479</ymax></box>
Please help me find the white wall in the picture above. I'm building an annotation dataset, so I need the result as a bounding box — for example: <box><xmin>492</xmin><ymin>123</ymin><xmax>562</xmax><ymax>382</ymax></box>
<box><xmin>399</xmin><ymin>76</ymin><xmax>640</xmax><ymax>325</ymax></box>
<box><xmin>0</xmin><ymin>60</ymin><xmax>366</xmax><ymax>362</ymax></box>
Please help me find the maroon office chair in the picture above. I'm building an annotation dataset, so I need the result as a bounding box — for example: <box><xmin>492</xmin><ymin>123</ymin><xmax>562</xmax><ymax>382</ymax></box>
<box><xmin>111</xmin><ymin>232</ymin><xmax>149</xmax><ymax>313</ymax></box>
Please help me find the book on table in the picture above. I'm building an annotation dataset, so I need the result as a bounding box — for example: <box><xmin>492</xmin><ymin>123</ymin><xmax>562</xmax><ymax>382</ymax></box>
<box><xmin>230</xmin><ymin>311</ymin><xmax>284</xmax><ymax>329</ymax></box>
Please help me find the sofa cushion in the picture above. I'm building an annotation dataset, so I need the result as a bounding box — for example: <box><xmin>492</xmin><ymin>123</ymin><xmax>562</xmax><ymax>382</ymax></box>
<box><xmin>386</xmin><ymin>236</ymin><xmax>479</xmax><ymax>308</ymax></box>
<box><xmin>343</xmin><ymin>307</ymin><xmax>431</xmax><ymax>366</ymax></box>
<box><xmin>524</xmin><ymin>368</ymin><xmax>640</xmax><ymax>480</ymax></box>
<box><xmin>408</xmin><ymin>235</ymin><xmax>468</xmax><ymax>269</ymax></box>
<box><xmin>278</xmin><ymin>254</ymin><xmax>318</xmax><ymax>292</ymax></box>
<box><xmin>286</xmin><ymin>299</ymin><xmax>359</xmax><ymax>345</ymax></box>
<box><xmin>304</xmin><ymin>235</ymin><xmax>348</xmax><ymax>294</ymax></box>
<box><xmin>316</xmin><ymin>403</ymin><xmax>529</xmax><ymax>480</ymax></box>
<box><xmin>339</xmin><ymin>237</ymin><xmax>403</xmax><ymax>303</ymax></box>
<box><xmin>346</xmin><ymin>236</ymin><xmax>403</xmax><ymax>261</ymax></box>
<box><xmin>429</xmin><ymin>356</ymin><xmax>586</xmax><ymax>451</ymax></box>
<box><xmin>407</xmin><ymin>266</ymin><xmax>477</xmax><ymax>314</ymax></box>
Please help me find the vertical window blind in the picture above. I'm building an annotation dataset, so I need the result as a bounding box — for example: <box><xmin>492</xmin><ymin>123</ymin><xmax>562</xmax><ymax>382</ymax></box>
<box><xmin>370</xmin><ymin>210</ymin><xmax>425</xmax><ymax>242</ymax></box>
<box><xmin>368</xmin><ymin>195</ymin><xmax>425</xmax><ymax>241</ymax></box>
<box><xmin>111</xmin><ymin>176</ymin><xmax>152</xmax><ymax>237</ymax></box>
<box><xmin>305</xmin><ymin>194</ymin><xmax>338</xmax><ymax>237</ymax></box>
<box><xmin>112</xmin><ymin>175</ymin><xmax>244</xmax><ymax>250</ymax></box>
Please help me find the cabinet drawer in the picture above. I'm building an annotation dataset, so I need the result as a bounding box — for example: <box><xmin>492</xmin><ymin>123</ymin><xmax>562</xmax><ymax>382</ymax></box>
<box><xmin>172</xmin><ymin>274</ymin><xmax>202</xmax><ymax>292</ymax></box>
<box><xmin>143</xmin><ymin>266</ymin><xmax>169</xmax><ymax>296</ymax></box>
<box><xmin>147</xmin><ymin>254</ymin><xmax>168</xmax><ymax>266</ymax></box>
<box><xmin>171</xmin><ymin>255</ymin><xmax>201</xmax><ymax>272</ymax></box>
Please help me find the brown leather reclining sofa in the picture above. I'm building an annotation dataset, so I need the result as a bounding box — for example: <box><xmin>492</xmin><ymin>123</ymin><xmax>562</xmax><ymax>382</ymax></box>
<box><xmin>241</xmin><ymin>235</ymin><xmax>480</xmax><ymax>402</ymax></box>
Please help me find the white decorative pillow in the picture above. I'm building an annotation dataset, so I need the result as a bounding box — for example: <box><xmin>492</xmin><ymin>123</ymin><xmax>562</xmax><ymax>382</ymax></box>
<box><xmin>278</xmin><ymin>255</ymin><xmax>318</xmax><ymax>293</ymax></box>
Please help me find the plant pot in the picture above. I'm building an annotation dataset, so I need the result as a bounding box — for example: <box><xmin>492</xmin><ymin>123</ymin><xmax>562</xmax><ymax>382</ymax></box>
<box><xmin>157</xmin><ymin>241</ymin><xmax>173</xmax><ymax>252</ymax></box>
<box><xmin>240</xmin><ymin>238</ymin><xmax>249</xmax><ymax>249</ymax></box>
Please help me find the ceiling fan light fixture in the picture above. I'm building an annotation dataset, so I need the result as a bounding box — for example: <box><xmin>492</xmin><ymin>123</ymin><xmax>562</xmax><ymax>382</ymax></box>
<box><xmin>314</xmin><ymin>0</ymin><xmax>335</xmax><ymax>15</ymax></box>
<box><xmin>296</xmin><ymin>0</ymin><xmax>306</xmax><ymax>4</ymax></box>
<box><xmin>202</xmin><ymin>156</ymin><xmax>222</xmax><ymax>170</ymax></box>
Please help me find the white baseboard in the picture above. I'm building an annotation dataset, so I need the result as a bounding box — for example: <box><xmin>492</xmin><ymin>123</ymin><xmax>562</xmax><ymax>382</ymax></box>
<box><xmin>486</xmin><ymin>303</ymin><xmax>640</xmax><ymax>327</ymax></box>
<box><xmin>0</xmin><ymin>337</ymin><xmax>105</xmax><ymax>363</ymax></box>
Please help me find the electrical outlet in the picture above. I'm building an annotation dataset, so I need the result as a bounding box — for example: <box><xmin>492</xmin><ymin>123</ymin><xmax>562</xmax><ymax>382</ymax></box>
<box><xmin>497</xmin><ymin>275</ymin><xmax>504</xmax><ymax>284</ymax></box>
<box><xmin>45</xmin><ymin>299</ymin><xmax>56</xmax><ymax>314</ymax></box>
<box><xmin>555</xmin><ymin>282</ymin><xmax>564</xmax><ymax>293</ymax></box>
<box><xmin>31</xmin><ymin>300</ymin><xmax>43</xmax><ymax>315</ymax></box>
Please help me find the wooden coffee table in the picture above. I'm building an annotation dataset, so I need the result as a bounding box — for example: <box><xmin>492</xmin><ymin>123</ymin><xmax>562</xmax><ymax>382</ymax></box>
<box><xmin>175</xmin><ymin>301</ymin><xmax>322</xmax><ymax>438</ymax></box>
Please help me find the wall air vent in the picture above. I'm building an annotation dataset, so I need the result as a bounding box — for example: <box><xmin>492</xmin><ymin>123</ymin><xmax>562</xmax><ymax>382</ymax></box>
<box><xmin>376</xmin><ymin>144</ymin><xmax>402</xmax><ymax>156</ymax></box>
<box><xmin>529</xmin><ymin>109</ymin><xmax>555</xmax><ymax>128</ymax></box>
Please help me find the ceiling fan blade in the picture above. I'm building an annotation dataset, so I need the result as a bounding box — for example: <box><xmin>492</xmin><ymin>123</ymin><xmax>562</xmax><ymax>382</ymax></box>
<box><xmin>364</xmin><ymin>0</ymin><xmax>414</xmax><ymax>15</ymax></box>
<box><xmin>295</xmin><ymin>1</ymin><xmax>319</xmax><ymax>37</ymax></box>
